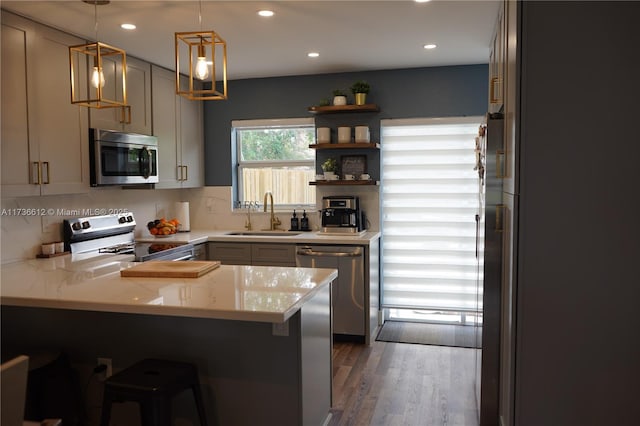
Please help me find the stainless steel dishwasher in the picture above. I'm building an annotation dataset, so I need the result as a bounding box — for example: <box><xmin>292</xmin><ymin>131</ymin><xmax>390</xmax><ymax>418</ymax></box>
<box><xmin>296</xmin><ymin>245</ymin><xmax>365</xmax><ymax>337</ymax></box>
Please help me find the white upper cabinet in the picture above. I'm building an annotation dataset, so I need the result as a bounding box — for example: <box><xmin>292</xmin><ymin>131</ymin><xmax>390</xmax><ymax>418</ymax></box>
<box><xmin>502</xmin><ymin>0</ymin><xmax>517</xmax><ymax>195</ymax></box>
<box><xmin>152</xmin><ymin>65</ymin><xmax>203</xmax><ymax>189</ymax></box>
<box><xmin>488</xmin><ymin>3</ymin><xmax>505</xmax><ymax>114</ymax></box>
<box><xmin>89</xmin><ymin>56</ymin><xmax>152</xmax><ymax>135</ymax></box>
<box><xmin>1</xmin><ymin>12</ymin><xmax>89</xmax><ymax>197</ymax></box>
<box><xmin>178</xmin><ymin>81</ymin><xmax>204</xmax><ymax>188</ymax></box>
<box><xmin>152</xmin><ymin>65</ymin><xmax>180</xmax><ymax>188</ymax></box>
<box><xmin>1</xmin><ymin>15</ymin><xmax>35</xmax><ymax>197</ymax></box>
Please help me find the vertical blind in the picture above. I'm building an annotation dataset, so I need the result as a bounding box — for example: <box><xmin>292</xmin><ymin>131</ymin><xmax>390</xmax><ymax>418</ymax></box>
<box><xmin>381</xmin><ymin>117</ymin><xmax>483</xmax><ymax>312</ymax></box>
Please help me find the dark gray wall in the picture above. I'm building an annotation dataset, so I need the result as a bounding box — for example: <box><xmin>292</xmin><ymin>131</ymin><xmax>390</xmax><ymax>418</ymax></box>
<box><xmin>204</xmin><ymin>65</ymin><xmax>488</xmax><ymax>186</ymax></box>
<box><xmin>515</xmin><ymin>2</ymin><xmax>640</xmax><ymax>425</ymax></box>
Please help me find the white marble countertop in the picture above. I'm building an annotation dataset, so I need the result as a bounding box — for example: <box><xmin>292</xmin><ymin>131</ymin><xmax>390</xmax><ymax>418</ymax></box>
<box><xmin>135</xmin><ymin>229</ymin><xmax>381</xmax><ymax>245</ymax></box>
<box><xmin>0</xmin><ymin>255</ymin><xmax>337</xmax><ymax>323</ymax></box>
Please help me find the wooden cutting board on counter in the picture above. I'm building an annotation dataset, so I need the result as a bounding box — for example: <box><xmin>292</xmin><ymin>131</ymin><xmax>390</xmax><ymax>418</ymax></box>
<box><xmin>120</xmin><ymin>260</ymin><xmax>221</xmax><ymax>278</ymax></box>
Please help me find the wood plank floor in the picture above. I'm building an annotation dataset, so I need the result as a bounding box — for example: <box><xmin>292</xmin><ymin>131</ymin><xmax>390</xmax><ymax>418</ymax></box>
<box><xmin>328</xmin><ymin>340</ymin><xmax>479</xmax><ymax>426</ymax></box>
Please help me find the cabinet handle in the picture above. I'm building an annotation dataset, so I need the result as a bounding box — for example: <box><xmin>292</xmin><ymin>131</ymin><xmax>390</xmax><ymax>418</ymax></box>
<box><xmin>177</xmin><ymin>165</ymin><xmax>182</xmax><ymax>181</ymax></box>
<box><xmin>41</xmin><ymin>162</ymin><xmax>50</xmax><ymax>184</ymax></box>
<box><xmin>183</xmin><ymin>165</ymin><xmax>188</xmax><ymax>181</ymax></box>
<box><xmin>119</xmin><ymin>105</ymin><xmax>131</xmax><ymax>124</ymax></box>
<box><xmin>495</xmin><ymin>204</ymin><xmax>505</xmax><ymax>232</ymax></box>
<box><xmin>490</xmin><ymin>77</ymin><xmax>502</xmax><ymax>104</ymax></box>
<box><xmin>32</xmin><ymin>161</ymin><xmax>41</xmax><ymax>185</ymax></box>
<box><xmin>496</xmin><ymin>150</ymin><xmax>505</xmax><ymax>178</ymax></box>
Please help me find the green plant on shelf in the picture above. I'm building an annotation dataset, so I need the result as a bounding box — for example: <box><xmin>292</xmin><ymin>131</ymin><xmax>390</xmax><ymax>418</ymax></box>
<box><xmin>321</xmin><ymin>158</ymin><xmax>338</xmax><ymax>173</ymax></box>
<box><xmin>350</xmin><ymin>80</ymin><xmax>370</xmax><ymax>94</ymax></box>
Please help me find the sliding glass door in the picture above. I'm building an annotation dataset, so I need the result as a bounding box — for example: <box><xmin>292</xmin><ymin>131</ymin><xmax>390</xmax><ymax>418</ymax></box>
<box><xmin>381</xmin><ymin>117</ymin><xmax>482</xmax><ymax>324</ymax></box>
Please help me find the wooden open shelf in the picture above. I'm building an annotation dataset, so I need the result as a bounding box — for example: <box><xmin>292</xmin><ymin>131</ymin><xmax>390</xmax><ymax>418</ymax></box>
<box><xmin>310</xmin><ymin>180</ymin><xmax>379</xmax><ymax>186</ymax></box>
<box><xmin>309</xmin><ymin>142</ymin><xmax>380</xmax><ymax>150</ymax></box>
<box><xmin>307</xmin><ymin>104</ymin><xmax>379</xmax><ymax>114</ymax></box>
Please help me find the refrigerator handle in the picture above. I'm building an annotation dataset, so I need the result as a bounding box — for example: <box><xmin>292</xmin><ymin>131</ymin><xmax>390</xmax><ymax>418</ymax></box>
<box><xmin>496</xmin><ymin>204</ymin><xmax>505</xmax><ymax>232</ymax></box>
<box><xmin>496</xmin><ymin>150</ymin><xmax>505</xmax><ymax>178</ymax></box>
<box><xmin>475</xmin><ymin>214</ymin><xmax>480</xmax><ymax>258</ymax></box>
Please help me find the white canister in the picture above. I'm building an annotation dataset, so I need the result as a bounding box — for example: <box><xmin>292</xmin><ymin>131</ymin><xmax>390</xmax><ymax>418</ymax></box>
<box><xmin>41</xmin><ymin>243</ymin><xmax>55</xmax><ymax>256</ymax></box>
<box><xmin>355</xmin><ymin>126</ymin><xmax>370</xmax><ymax>143</ymax></box>
<box><xmin>337</xmin><ymin>126</ymin><xmax>352</xmax><ymax>143</ymax></box>
<box><xmin>316</xmin><ymin>127</ymin><xmax>331</xmax><ymax>144</ymax></box>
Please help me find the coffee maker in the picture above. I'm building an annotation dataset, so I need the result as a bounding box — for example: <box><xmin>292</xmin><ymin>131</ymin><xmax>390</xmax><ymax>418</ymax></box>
<box><xmin>320</xmin><ymin>195</ymin><xmax>366</xmax><ymax>234</ymax></box>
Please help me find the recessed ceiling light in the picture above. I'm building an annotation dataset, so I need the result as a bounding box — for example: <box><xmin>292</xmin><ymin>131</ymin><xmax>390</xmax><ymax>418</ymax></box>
<box><xmin>120</xmin><ymin>23</ymin><xmax>136</xmax><ymax>30</ymax></box>
<box><xmin>308</xmin><ymin>52</ymin><xmax>320</xmax><ymax>58</ymax></box>
<box><xmin>258</xmin><ymin>10</ymin><xmax>274</xmax><ymax>17</ymax></box>
<box><xmin>423</xmin><ymin>44</ymin><xmax>437</xmax><ymax>49</ymax></box>
<box><xmin>415</xmin><ymin>0</ymin><xmax>431</xmax><ymax>3</ymax></box>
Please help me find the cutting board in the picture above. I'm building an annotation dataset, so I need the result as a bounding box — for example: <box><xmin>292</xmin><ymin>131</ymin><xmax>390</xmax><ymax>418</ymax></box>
<box><xmin>120</xmin><ymin>260</ymin><xmax>221</xmax><ymax>278</ymax></box>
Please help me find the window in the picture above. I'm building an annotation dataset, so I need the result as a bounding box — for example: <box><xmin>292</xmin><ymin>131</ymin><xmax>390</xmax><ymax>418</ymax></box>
<box><xmin>381</xmin><ymin>116</ymin><xmax>483</xmax><ymax>323</ymax></box>
<box><xmin>233</xmin><ymin>118</ymin><xmax>316</xmax><ymax>208</ymax></box>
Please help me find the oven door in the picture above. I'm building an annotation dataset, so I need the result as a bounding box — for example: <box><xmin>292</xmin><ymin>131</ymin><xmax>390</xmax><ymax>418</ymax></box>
<box><xmin>91</xmin><ymin>139</ymin><xmax>158</xmax><ymax>186</ymax></box>
<box><xmin>137</xmin><ymin>243</ymin><xmax>195</xmax><ymax>262</ymax></box>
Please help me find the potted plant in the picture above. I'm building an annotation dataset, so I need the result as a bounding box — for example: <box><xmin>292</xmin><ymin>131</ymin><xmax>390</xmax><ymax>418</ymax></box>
<box><xmin>321</xmin><ymin>157</ymin><xmax>338</xmax><ymax>179</ymax></box>
<box><xmin>332</xmin><ymin>89</ymin><xmax>347</xmax><ymax>106</ymax></box>
<box><xmin>350</xmin><ymin>80</ymin><xmax>370</xmax><ymax>105</ymax></box>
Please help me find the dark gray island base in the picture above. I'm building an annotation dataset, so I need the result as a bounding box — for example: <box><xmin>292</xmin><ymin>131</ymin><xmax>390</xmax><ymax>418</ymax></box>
<box><xmin>1</xmin><ymin>283</ymin><xmax>332</xmax><ymax>426</ymax></box>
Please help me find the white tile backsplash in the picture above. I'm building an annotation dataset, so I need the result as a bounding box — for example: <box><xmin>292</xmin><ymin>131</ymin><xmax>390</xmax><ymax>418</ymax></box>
<box><xmin>1</xmin><ymin>185</ymin><xmax>379</xmax><ymax>263</ymax></box>
<box><xmin>1</xmin><ymin>188</ymin><xmax>183</xmax><ymax>263</ymax></box>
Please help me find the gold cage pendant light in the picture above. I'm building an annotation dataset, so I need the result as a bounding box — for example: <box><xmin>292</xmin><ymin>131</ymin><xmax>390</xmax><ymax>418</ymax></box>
<box><xmin>69</xmin><ymin>0</ymin><xmax>128</xmax><ymax>112</ymax></box>
<box><xmin>175</xmin><ymin>1</ymin><xmax>228</xmax><ymax>100</ymax></box>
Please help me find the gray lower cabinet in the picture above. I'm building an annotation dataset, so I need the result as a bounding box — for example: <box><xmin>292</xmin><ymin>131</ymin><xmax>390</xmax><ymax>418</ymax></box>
<box><xmin>208</xmin><ymin>242</ymin><xmax>251</xmax><ymax>265</ymax></box>
<box><xmin>252</xmin><ymin>244</ymin><xmax>296</xmax><ymax>266</ymax></box>
<box><xmin>208</xmin><ymin>242</ymin><xmax>295</xmax><ymax>266</ymax></box>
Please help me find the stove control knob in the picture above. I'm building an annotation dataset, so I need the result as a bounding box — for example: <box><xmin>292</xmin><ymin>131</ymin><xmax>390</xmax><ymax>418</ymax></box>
<box><xmin>81</xmin><ymin>221</ymin><xmax>90</xmax><ymax>229</ymax></box>
<box><xmin>118</xmin><ymin>216</ymin><xmax>127</xmax><ymax>224</ymax></box>
<box><xmin>126</xmin><ymin>215</ymin><xmax>134</xmax><ymax>222</ymax></box>
<box><xmin>71</xmin><ymin>222</ymin><xmax>82</xmax><ymax>231</ymax></box>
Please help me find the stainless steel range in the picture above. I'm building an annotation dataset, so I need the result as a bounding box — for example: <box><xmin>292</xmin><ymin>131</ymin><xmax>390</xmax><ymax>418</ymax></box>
<box><xmin>63</xmin><ymin>213</ymin><xmax>195</xmax><ymax>262</ymax></box>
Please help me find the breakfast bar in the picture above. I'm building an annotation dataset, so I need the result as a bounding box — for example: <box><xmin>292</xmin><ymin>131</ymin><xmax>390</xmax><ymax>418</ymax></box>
<box><xmin>1</xmin><ymin>258</ymin><xmax>337</xmax><ymax>425</ymax></box>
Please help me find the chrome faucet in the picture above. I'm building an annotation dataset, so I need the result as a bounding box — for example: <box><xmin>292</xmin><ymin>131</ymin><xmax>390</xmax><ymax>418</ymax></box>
<box><xmin>263</xmin><ymin>191</ymin><xmax>281</xmax><ymax>231</ymax></box>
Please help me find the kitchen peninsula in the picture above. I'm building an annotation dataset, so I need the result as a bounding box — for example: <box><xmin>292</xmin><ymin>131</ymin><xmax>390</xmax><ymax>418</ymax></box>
<box><xmin>1</xmin><ymin>258</ymin><xmax>337</xmax><ymax>425</ymax></box>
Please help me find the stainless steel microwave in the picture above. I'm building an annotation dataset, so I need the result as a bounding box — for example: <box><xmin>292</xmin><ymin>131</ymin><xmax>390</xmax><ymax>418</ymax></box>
<box><xmin>89</xmin><ymin>129</ymin><xmax>159</xmax><ymax>186</ymax></box>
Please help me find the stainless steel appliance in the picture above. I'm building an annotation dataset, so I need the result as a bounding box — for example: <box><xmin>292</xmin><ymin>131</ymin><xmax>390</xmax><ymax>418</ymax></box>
<box><xmin>296</xmin><ymin>245</ymin><xmax>365</xmax><ymax>339</ymax></box>
<box><xmin>89</xmin><ymin>128</ymin><xmax>159</xmax><ymax>186</ymax></box>
<box><xmin>320</xmin><ymin>196</ymin><xmax>366</xmax><ymax>234</ymax></box>
<box><xmin>474</xmin><ymin>113</ymin><xmax>504</xmax><ymax>425</ymax></box>
<box><xmin>63</xmin><ymin>213</ymin><xmax>194</xmax><ymax>261</ymax></box>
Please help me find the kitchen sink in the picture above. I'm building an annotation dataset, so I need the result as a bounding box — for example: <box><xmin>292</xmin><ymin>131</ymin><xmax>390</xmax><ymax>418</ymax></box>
<box><xmin>225</xmin><ymin>231</ymin><xmax>302</xmax><ymax>236</ymax></box>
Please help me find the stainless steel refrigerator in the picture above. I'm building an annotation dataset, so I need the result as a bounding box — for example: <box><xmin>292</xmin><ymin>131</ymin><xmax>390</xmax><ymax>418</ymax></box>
<box><xmin>474</xmin><ymin>112</ymin><xmax>504</xmax><ymax>426</ymax></box>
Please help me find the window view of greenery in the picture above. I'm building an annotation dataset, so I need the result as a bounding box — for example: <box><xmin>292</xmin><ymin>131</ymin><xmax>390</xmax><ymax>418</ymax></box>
<box><xmin>237</xmin><ymin>125</ymin><xmax>316</xmax><ymax>207</ymax></box>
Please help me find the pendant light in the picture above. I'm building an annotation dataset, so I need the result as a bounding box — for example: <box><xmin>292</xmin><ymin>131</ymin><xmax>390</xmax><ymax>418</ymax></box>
<box><xmin>69</xmin><ymin>0</ymin><xmax>128</xmax><ymax>111</ymax></box>
<box><xmin>175</xmin><ymin>0</ymin><xmax>228</xmax><ymax>100</ymax></box>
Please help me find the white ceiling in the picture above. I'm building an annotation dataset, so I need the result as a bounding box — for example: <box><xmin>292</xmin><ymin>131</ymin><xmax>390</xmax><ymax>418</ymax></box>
<box><xmin>1</xmin><ymin>0</ymin><xmax>500</xmax><ymax>80</ymax></box>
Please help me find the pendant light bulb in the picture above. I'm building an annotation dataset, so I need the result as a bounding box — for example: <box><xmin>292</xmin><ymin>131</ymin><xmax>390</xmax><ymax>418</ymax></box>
<box><xmin>195</xmin><ymin>43</ymin><xmax>209</xmax><ymax>80</ymax></box>
<box><xmin>195</xmin><ymin>56</ymin><xmax>209</xmax><ymax>80</ymax></box>
<box><xmin>91</xmin><ymin>66</ymin><xmax>106</xmax><ymax>88</ymax></box>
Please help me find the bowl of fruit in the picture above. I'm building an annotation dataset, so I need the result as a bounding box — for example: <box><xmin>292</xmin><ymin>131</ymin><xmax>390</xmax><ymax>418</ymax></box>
<box><xmin>147</xmin><ymin>218</ymin><xmax>180</xmax><ymax>237</ymax></box>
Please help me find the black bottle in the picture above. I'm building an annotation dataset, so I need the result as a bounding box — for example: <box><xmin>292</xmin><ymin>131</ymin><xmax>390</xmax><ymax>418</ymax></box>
<box><xmin>290</xmin><ymin>210</ymin><xmax>299</xmax><ymax>231</ymax></box>
<box><xmin>301</xmin><ymin>210</ymin><xmax>309</xmax><ymax>231</ymax></box>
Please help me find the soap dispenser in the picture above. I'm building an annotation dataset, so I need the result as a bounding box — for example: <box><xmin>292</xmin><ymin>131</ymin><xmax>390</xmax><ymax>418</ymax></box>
<box><xmin>301</xmin><ymin>210</ymin><xmax>310</xmax><ymax>231</ymax></box>
<box><xmin>290</xmin><ymin>210</ymin><xmax>299</xmax><ymax>231</ymax></box>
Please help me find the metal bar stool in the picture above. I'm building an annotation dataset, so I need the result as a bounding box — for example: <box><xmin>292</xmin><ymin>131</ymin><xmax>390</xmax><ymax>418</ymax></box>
<box><xmin>100</xmin><ymin>358</ymin><xmax>207</xmax><ymax>426</ymax></box>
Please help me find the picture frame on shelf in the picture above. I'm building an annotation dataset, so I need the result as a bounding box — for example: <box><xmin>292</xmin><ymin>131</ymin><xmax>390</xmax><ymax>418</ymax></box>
<box><xmin>340</xmin><ymin>155</ymin><xmax>367</xmax><ymax>177</ymax></box>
